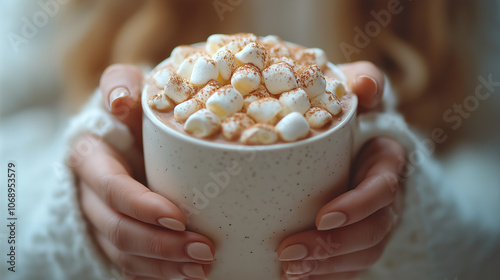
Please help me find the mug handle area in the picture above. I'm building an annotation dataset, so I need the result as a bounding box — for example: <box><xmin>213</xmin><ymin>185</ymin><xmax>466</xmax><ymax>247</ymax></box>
<box><xmin>352</xmin><ymin>112</ymin><xmax>417</xmax><ymax>158</ymax></box>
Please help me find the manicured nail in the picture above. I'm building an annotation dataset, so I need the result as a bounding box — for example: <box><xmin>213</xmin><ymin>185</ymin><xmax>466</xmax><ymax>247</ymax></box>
<box><xmin>357</xmin><ymin>75</ymin><xmax>379</xmax><ymax>107</ymax></box>
<box><xmin>286</xmin><ymin>261</ymin><xmax>314</xmax><ymax>275</ymax></box>
<box><xmin>157</xmin><ymin>217</ymin><xmax>185</xmax><ymax>231</ymax></box>
<box><xmin>317</xmin><ymin>211</ymin><xmax>347</xmax><ymax>230</ymax></box>
<box><xmin>109</xmin><ymin>87</ymin><xmax>130</xmax><ymax>108</ymax></box>
<box><xmin>358</xmin><ymin>75</ymin><xmax>377</xmax><ymax>94</ymax></box>
<box><xmin>186</xmin><ymin>242</ymin><xmax>214</xmax><ymax>261</ymax></box>
<box><xmin>182</xmin><ymin>263</ymin><xmax>206</xmax><ymax>278</ymax></box>
<box><xmin>279</xmin><ymin>244</ymin><xmax>308</xmax><ymax>261</ymax></box>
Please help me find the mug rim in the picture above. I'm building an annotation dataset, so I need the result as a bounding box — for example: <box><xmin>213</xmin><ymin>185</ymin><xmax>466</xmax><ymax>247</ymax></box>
<box><xmin>142</xmin><ymin>86</ymin><xmax>358</xmax><ymax>152</ymax></box>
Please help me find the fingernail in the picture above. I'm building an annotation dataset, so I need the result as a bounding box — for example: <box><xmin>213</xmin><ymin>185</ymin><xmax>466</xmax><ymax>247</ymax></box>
<box><xmin>186</xmin><ymin>242</ymin><xmax>214</xmax><ymax>261</ymax></box>
<box><xmin>157</xmin><ymin>217</ymin><xmax>185</xmax><ymax>231</ymax></box>
<box><xmin>109</xmin><ymin>87</ymin><xmax>130</xmax><ymax>107</ymax></box>
<box><xmin>286</xmin><ymin>260</ymin><xmax>314</xmax><ymax>275</ymax></box>
<box><xmin>182</xmin><ymin>263</ymin><xmax>206</xmax><ymax>278</ymax></box>
<box><xmin>357</xmin><ymin>75</ymin><xmax>379</xmax><ymax>107</ymax></box>
<box><xmin>357</xmin><ymin>75</ymin><xmax>378</xmax><ymax>94</ymax></box>
<box><xmin>317</xmin><ymin>212</ymin><xmax>347</xmax><ymax>230</ymax></box>
<box><xmin>279</xmin><ymin>244</ymin><xmax>308</xmax><ymax>261</ymax></box>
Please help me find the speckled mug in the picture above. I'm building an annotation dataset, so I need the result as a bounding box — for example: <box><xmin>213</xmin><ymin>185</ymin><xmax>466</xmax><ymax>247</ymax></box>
<box><xmin>142</xmin><ymin>79</ymin><xmax>412</xmax><ymax>280</ymax></box>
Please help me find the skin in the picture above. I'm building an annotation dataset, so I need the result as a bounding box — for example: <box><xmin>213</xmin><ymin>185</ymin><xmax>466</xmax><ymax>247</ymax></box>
<box><xmin>72</xmin><ymin>61</ymin><xmax>405</xmax><ymax>280</ymax></box>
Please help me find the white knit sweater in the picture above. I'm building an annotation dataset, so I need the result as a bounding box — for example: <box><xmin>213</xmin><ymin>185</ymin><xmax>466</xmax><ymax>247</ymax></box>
<box><xmin>14</xmin><ymin>86</ymin><xmax>440</xmax><ymax>280</ymax></box>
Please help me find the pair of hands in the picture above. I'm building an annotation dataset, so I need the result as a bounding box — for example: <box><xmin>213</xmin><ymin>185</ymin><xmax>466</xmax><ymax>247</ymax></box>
<box><xmin>73</xmin><ymin>62</ymin><xmax>405</xmax><ymax>280</ymax></box>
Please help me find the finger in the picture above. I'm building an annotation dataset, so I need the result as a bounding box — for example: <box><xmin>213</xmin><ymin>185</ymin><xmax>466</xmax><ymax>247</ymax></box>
<box><xmin>73</xmin><ymin>136</ymin><xmax>185</xmax><ymax>231</ymax></box>
<box><xmin>283</xmin><ymin>236</ymin><xmax>388</xmax><ymax>276</ymax></box>
<box><xmin>100</xmin><ymin>64</ymin><xmax>144</xmax><ymax>144</ymax></box>
<box><xmin>338</xmin><ymin>61</ymin><xmax>385</xmax><ymax>109</ymax></box>
<box><xmin>278</xmin><ymin>208</ymin><xmax>393</xmax><ymax>262</ymax></box>
<box><xmin>316</xmin><ymin>138</ymin><xmax>405</xmax><ymax>231</ymax></box>
<box><xmin>80</xmin><ymin>182</ymin><xmax>215</xmax><ymax>263</ymax></box>
<box><xmin>100</xmin><ymin>64</ymin><xmax>143</xmax><ymax>112</ymax></box>
<box><xmin>94</xmin><ymin>234</ymin><xmax>209</xmax><ymax>279</ymax></box>
<box><xmin>351</xmin><ymin>138</ymin><xmax>405</xmax><ymax>186</ymax></box>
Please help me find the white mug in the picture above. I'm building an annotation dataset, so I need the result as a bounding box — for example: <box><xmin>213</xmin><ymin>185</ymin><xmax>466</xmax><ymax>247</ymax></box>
<box><xmin>142</xmin><ymin>67</ymin><xmax>413</xmax><ymax>280</ymax></box>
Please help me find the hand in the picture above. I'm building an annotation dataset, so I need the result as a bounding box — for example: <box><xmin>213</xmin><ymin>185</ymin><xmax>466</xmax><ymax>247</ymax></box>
<box><xmin>278</xmin><ymin>62</ymin><xmax>405</xmax><ymax>280</ymax></box>
<box><xmin>73</xmin><ymin>64</ymin><xmax>214</xmax><ymax>280</ymax></box>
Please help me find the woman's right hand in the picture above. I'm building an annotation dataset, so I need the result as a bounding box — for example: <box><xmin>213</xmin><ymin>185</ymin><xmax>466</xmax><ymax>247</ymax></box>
<box><xmin>72</xmin><ymin>64</ymin><xmax>215</xmax><ymax>280</ymax></box>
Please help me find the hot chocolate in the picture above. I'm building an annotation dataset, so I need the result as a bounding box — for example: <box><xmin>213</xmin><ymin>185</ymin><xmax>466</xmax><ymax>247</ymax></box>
<box><xmin>144</xmin><ymin>33</ymin><xmax>354</xmax><ymax>145</ymax></box>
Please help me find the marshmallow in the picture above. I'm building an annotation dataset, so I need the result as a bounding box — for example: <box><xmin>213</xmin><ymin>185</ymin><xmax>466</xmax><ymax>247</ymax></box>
<box><xmin>206</xmin><ymin>85</ymin><xmax>244</xmax><ymax>119</ymax></box>
<box><xmin>221</xmin><ymin>113</ymin><xmax>256</xmax><ymax>140</ymax></box>
<box><xmin>164</xmin><ymin>74</ymin><xmax>196</xmax><ymax>104</ymax></box>
<box><xmin>261</xmin><ymin>35</ymin><xmax>282</xmax><ymax>45</ymax></box>
<box><xmin>295</xmin><ymin>48</ymin><xmax>328</xmax><ymax>69</ymax></box>
<box><xmin>231</xmin><ymin>64</ymin><xmax>262</xmax><ymax>95</ymax></box>
<box><xmin>225</xmin><ymin>33</ymin><xmax>259</xmax><ymax>53</ymax></box>
<box><xmin>243</xmin><ymin>85</ymin><xmax>271</xmax><ymax>110</ymax></box>
<box><xmin>152</xmin><ymin>68</ymin><xmax>173</xmax><ymax>88</ymax></box>
<box><xmin>177</xmin><ymin>54</ymin><xmax>202</xmax><ymax>80</ymax></box>
<box><xmin>311</xmin><ymin>91</ymin><xmax>342</xmax><ymax>115</ymax></box>
<box><xmin>325</xmin><ymin>78</ymin><xmax>347</xmax><ymax>98</ymax></box>
<box><xmin>246</xmin><ymin>97</ymin><xmax>283</xmax><ymax>124</ymax></box>
<box><xmin>190</xmin><ymin>56</ymin><xmax>219</xmax><ymax>86</ymax></box>
<box><xmin>194</xmin><ymin>80</ymin><xmax>221</xmax><ymax>104</ymax></box>
<box><xmin>279</xmin><ymin>88</ymin><xmax>311</xmax><ymax>116</ymax></box>
<box><xmin>171</xmin><ymin>46</ymin><xmax>201</xmax><ymax>67</ymax></box>
<box><xmin>235</xmin><ymin>42</ymin><xmax>268</xmax><ymax>70</ymax></box>
<box><xmin>240</xmin><ymin>123</ymin><xmax>278</xmax><ymax>145</ymax></box>
<box><xmin>305</xmin><ymin>107</ymin><xmax>333</xmax><ymax>128</ymax></box>
<box><xmin>297</xmin><ymin>65</ymin><xmax>326</xmax><ymax>99</ymax></box>
<box><xmin>268</xmin><ymin>56</ymin><xmax>295</xmax><ymax>69</ymax></box>
<box><xmin>268</xmin><ymin>46</ymin><xmax>290</xmax><ymax>58</ymax></box>
<box><xmin>262</xmin><ymin>62</ymin><xmax>298</xmax><ymax>95</ymax></box>
<box><xmin>275</xmin><ymin>112</ymin><xmax>310</xmax><ymax>142</ymax></box>
<box><xmin>184</xmin><ymin>109</ymin><xmax>221</xmax><ymax>138</ymax></box>
<box><xmin>148</xmin><ymin>91</ymin><xmax>174</xmax><ymax>112</ymax></box>
<box><xmin>262</xmin><ymin>36</ymin><xmax>291</xmax><ymax>58</ymax></box>
<box><xmin>206</xmin><ymin>34</ymin><xmax>232</xmax><ymax>55</ymax></box>
<box><xmin>174</xmin><ymin>98</ymin><xmax>204</xmax><ymax>122</ymax></box>
<box><xmin>212</xmin><ymin>46</ymin><xmax>238</xmax><ymax>82</ymax></box>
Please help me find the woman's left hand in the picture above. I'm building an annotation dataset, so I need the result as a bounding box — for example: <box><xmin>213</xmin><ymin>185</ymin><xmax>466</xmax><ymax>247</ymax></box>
<box><xmin>278</xmin><ymin>62</ymin><xmax>406</xmax><ymax>280</ymax></box>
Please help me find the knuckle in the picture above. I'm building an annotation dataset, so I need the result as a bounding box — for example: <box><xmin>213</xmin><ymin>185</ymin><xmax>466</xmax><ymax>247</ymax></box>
<box><xmin>100</xmin><ymin>173</ymin><xmax>129</xmax><ymax>207</ymax></box>
<box><xmin>145</xmin><ymin>234</ymin><xmax>168</xmax><ymax>259</ymax></box>
<box><xmin>129</xmin><ymin>190</ymin><xmax>151</xmax><ymax>220</ymax></box>
<box><xmin>105</xmin><ymin>215</ymin><xmax>127</xmax><ymax>251</ymax></box>
<box><xmin>100</xmin><ymin>174</ymin><xmax>119</xmax><ymax>205</ymax></box>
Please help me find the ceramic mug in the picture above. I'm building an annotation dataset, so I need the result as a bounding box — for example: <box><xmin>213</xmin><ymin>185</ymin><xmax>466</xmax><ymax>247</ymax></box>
<box><xmin>142</xmin><ymin>72</ymin><xmax>415</xmax><ymax>279</ymax></box>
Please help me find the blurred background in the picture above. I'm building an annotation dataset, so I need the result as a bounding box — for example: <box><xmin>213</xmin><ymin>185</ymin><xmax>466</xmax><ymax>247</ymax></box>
<box><xmin>1</xmin><ymin>0</ymin><xmax>499</xmax><ymax>279</ymax></box>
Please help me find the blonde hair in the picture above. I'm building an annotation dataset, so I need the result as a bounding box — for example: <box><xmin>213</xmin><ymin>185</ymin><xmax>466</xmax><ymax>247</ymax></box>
<box><xmin>60</xmin><ymin>0</ymin><xmax>475</xmax><ymax>146</ymax></box>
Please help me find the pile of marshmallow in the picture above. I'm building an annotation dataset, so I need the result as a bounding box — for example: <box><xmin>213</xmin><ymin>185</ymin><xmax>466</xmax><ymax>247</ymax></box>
<box><xmin>148</xmin><ymin>33</ymin><xmax>347</xmax><ymax>145</ymax></box>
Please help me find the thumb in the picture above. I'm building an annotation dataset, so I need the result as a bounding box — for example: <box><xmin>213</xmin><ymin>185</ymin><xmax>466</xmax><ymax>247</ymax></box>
<box><xmin>338</xmin><ymin>61</ymin><xmax>385</xmax><ymax>110</ymax></box>
<box><xmin>100</xmin><ymin>64</ymin><xmax>144</xmax><ymax>146</ymax></box>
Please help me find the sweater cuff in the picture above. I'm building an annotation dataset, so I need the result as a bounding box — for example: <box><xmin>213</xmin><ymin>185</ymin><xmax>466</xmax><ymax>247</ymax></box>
<box><xmin>64</xmin><ymin>89</ymin><xmax>135</xmax><ymax>159</ymax></box>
